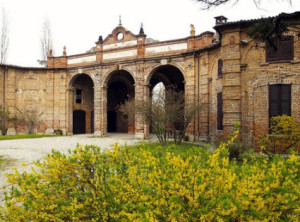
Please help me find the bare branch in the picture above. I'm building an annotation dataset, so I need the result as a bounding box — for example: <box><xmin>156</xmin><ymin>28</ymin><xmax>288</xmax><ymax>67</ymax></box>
<box><xmin>0</xmin><ymin>7</ymin><xmax>9</xmax><ymax>64</ymax></box>
<box><xmin>39</xmin><ymin>18</ymin><xmax>53</xmax><ymax>66</ymax></box>
<box><xmin>195</xmin><ymin>0</ymin><xmax>292</xmax><ymax>9</ymax></box>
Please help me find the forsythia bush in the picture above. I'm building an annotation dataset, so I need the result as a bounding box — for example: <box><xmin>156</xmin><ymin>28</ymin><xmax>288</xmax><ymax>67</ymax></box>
<box><xmin>0</xmin><ymin>131</ymin><xmax>300</xmax><ymax>221</ymax></box>
<box><xmin>260</xmin><ymin>115</ymin><xmax>300</xmax><ymax>154</ymax></box>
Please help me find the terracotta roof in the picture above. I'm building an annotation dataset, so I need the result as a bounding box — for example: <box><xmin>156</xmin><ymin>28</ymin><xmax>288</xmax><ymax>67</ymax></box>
<box><xmin>0</xmin><ymin>64</ymin><xmax>65</xmax><ymax>71</ymax></box>
<box><xmin>214</xmin><ymin>11</ymin><xmax>300</xmax><ymax>29</ymax></box>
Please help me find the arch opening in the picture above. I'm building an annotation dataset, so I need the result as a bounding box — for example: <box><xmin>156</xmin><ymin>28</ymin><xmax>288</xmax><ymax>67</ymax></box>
<box><xmin>70</xmin><ymin>74</ymin><xmax>94</xmax><ymax>134</ymax></box>
<box><xmin>107</xmin><ymin>70</ymin><xmax>135</xmax><ymax>133</ymax></box>
<box><xmin>148</xmin><ymin>65</ymin><xmax>185</xmax><ymax>134</ymax></box>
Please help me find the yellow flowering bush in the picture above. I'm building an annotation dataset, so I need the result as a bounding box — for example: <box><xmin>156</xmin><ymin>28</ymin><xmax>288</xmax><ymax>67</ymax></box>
<box><xmin>0</xmin><ymin>131</ymin><xmax>299</xmax><ymax>221</ymax></box>
<box><xmin>260</xmin><ymin>115</ymin><xmax>300</xmax><ymax>155</ymax></box>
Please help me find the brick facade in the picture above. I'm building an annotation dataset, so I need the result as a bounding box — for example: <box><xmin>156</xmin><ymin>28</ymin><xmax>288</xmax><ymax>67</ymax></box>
<box><xmin>1</xmin><ymin>12</ymin><xmax>299</xmax><ymax>146</ymax></box>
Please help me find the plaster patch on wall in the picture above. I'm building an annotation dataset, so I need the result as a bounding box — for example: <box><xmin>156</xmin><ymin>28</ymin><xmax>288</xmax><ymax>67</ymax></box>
<box><xmin>103</xmin><ymin>49</ymin><xmax>137</xmax><ymax>60</ymax></box>
<box><xmin>68</xmin><ymin>55</ymin><xmax>96</xmax><ymax>65</ymax></box>
<box><xmin>145</xmin><ymin>43</ymin><xmax>187</xmax><ymax>54</ymax></box>
<box><xmin>103</xmin><ymin>40</ymin><xmax>137</xmax><ymax>50</ymax></box>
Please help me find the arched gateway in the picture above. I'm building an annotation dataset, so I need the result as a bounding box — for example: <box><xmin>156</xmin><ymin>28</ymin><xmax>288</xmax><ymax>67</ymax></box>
<box><xmin>49</xmin><ymin>23</ymin><xmax>203</xmax><ymax>138</ymax></box>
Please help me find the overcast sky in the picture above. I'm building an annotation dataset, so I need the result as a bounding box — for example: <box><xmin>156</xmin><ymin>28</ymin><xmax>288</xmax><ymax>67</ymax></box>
<box><xmin>0</xmin><ymin>0</ymin><xmax>299</xmax><ymax>67</ymax></box>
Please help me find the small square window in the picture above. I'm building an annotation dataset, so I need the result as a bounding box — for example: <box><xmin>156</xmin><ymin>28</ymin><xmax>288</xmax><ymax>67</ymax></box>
<box><xmin>266</xmin><ymin>36</ymin><xmax>293</xmax><ymax>62</ymax></box>
<box><xmin>76</xmin><ymin>89</ymin><xmax>82</xmax><ymax>104</ymax></box>
<box><xmin>269</xmin><ymin>84</ymin><xmax>291</xmax><ymax>120</ymax></box>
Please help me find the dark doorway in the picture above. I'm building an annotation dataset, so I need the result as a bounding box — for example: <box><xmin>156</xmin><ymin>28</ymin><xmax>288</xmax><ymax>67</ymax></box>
<box><xmin>73</xmin><ymin>110</ymin><xmax>86</xmax><ymax>134</ymax></box>
<box><xmin>107</xmin><ymin>70</ymin><xmax>135</xmax><ymax>133</ymax></box>
<box><xmin>70</xmin><ymin>74</ymin><xmax>94</xmax><ymax>134</ymax></box>
<box><xmin>107</xmin><ymin>111</ymin><xmax>117</xmax><ymax>132</ymax></box>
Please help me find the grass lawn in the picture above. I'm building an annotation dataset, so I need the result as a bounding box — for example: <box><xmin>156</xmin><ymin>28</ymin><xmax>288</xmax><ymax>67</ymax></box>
<box><xmin>123</xmin><ymin>141</ymin><xmax>206</xmax><ymax>157</ymax></box>
<box><xmin>0</xmin><ymin>134</ymin><xmax>63</xmax><ymax>141</ymax></box>
<box><xmin>0</xmin><ymin>155</ymin><xmax>5</xmax><ymax>169</ymax></box>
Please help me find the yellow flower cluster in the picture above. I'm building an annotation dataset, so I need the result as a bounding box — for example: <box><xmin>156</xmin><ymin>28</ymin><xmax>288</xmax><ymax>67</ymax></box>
<box><xmin>0</xmin><ymin>132</ymin><xmax>299</xmax><ymax>221</ymax></box>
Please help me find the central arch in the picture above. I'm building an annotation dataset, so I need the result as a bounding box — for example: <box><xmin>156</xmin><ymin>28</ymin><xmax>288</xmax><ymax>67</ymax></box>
<box><xmin>106</xmin><ymin>70</ymin><xmax>135</xmax><ymax>133</ymax></box>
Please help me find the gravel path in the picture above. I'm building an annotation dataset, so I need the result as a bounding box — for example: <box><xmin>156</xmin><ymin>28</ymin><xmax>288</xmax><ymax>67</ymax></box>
<box><xmin>0</xmin><ymin>134</ymin><xmax>150</xmax><ymax>201</ymax></box>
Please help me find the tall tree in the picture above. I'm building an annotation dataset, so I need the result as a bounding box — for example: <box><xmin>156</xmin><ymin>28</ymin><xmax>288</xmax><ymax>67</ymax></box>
<box><xmin>195</xmin><ymin>0</ymin><xmax>292</xmax><ymax>9</ymax></box>
<box><xmin>38</xmin><ymin>18</ymin><xmax>53</xmax><ymax>66</ymax></box>
<box><xmin>0</xmin><ymin>7</ymin><xmax>9</xmax><ymax>64</ymax></box>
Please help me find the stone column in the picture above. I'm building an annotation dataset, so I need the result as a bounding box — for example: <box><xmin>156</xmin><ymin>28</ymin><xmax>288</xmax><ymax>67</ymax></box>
<box><xmin>100</xmin><ymin>86</ymin><xmax>107</xmax><ymax>135</ymax></box>
<box><xmin>134</xmin><ymin>83</ymin><xmax>145</xmax><ymax>138</ymax></box>
<box><xmin>93</xmin><ymin>83</ymin><xmax>102</xmax><ymax>136</ymax></box>
<box><xmin>66</xmin><ymin>87</ymin><xmax>74</xmax><ymax>135</ymax></box>
<box><xmin>143</xmin><ymin>84</ymin><xmax>150</xmax><ymax>139</ymax></box>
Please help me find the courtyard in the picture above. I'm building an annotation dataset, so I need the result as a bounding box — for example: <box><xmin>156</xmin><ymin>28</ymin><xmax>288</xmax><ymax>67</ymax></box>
<box><xmin>0</xmin><ymin>134</ymin><xmax>152</xmax><ymax>201</ymax></box>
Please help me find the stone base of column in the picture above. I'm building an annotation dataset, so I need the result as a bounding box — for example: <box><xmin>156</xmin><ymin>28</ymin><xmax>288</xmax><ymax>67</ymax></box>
<box><xmin>62</xmin><ymin>129</ymin><xmax>67</xmax><ymax>136</ymax></box>
<box><xmin>198</xmin><ymin>135</ymin><xmax>208</xmax><ymax>142</ymax></box>
<box><xmin>45</xmin><ymin>128</ymin><xmax>55</xmax><ymax>135</ymax></box>
<box><xmin>7</xmin><ymin>128</ymin><xmax>16</xmax><ymax>135</ymax></box>
<box><xmin>94</xmin><ymin>130</ymin><xmax>103</xmax><ymax>136</ymax></box>
<box><xmin>135</xmin><ymin>132</ymin><xmax>149</xmax><ymax>139</ymax></box>
<box><xmin>188</xmin><ymin>134</ymin><xmax>195</xmax><ymax>142</ymax></box>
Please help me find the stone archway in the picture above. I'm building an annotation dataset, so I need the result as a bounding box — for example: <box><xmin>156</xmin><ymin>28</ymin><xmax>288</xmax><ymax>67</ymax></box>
<box><xmin>106</xmin><ymin>70</ymin><xmax>135</xmax><ymax>133</ymax></box>
<box><xmin>146</xmin><ymin>64</ymin><xmax>185</xmax><ymax>135</ymax></box>
<box><xmin>148</xmin><ymin>65</ymin><xmax>185</xmax><ymax>93</ymax></box>
<box><xmin>68</xmin><ymin>74</ymin><xmax>94</xmax><ymax>134</ymax></box>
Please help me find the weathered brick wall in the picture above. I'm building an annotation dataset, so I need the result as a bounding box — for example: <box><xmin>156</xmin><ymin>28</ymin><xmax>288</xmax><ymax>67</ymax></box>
<box><xmin>0</xmin><ymin>67</ymin><xmax>68</xmax><ymax>134</ymax></box>
<box><xmin>209</xmin><ymin>24</ymin><xmax>300</xmax><ymax>147</ymax></box>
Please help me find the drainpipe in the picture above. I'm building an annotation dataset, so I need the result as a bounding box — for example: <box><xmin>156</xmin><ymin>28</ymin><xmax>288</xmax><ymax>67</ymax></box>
<box><xmin>196</xmin><ymin>53</ymin><xmax>200</xmax><ymax>141</ymax></box>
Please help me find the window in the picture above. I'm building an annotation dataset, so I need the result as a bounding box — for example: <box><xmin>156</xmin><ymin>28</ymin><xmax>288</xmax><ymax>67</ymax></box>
<box><xmin>76</xmin><ymin>89</ymin><xmax>82</xmax><ymax>104</ymax></box>
<box><xmin>269</xmin><ymin>84</ymin><xmax>291</xmax><ymax>120</ymax></box>
<box><xmin>217</xmin><ymin>92</ymin><xmax>223</xmax><ymax>130</ymax></box>
<box><xmin>217</xmin><ymin>59</ymin><xmax>223</xmax><ymax>78</ymax></box>
<box><xmin>266</xmin><ymin>36</ymin><xmax>294</xmax><ymax>62</ymax></box>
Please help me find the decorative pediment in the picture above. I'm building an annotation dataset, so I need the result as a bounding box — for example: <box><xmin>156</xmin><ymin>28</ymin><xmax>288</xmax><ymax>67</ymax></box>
<box><xmin>102</xmin><ymin>26</ymin><xmax>139</xmax><ymax>50</ymax></box>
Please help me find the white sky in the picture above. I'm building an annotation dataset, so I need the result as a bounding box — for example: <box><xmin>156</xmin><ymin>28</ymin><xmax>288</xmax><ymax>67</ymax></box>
<box><xmin>0</xmin><ymin>0</ymin><xmax>299</xmax><ymax>67</ymax></box>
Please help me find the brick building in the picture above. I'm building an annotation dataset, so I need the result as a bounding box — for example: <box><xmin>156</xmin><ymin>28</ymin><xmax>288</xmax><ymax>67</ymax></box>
<box><xmin>1</xmin><ymin>11</ymin><xmax>299</xmax><ymax>145</ymax></box>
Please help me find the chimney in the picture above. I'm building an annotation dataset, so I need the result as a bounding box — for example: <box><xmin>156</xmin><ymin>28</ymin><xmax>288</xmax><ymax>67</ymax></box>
<box><xmin>214</xmin><ymin>16</ymin><xmax>228</xmax><ymax>25</ymax></box>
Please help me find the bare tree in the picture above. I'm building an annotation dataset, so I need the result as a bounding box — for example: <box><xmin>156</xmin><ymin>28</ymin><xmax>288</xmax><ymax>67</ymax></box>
<box><xmin>0</xmin><ymin>7</ymin><xmax>9</xmax><ymax>64</ymax></box>
<box><xmin>38</xmin><ymin>18</ymin><xmax>53</xmax><ymax>66</ymax></box>
<box><xmin>1</xmin><ymin>7</ymin><xmax>9</xmax><ymax>135</ymax></box>
<box><xmin>119</xmin><ymin>86</ymin><xmax>201</xmax><ymax>145</ymax></box>
<box><xmin>17</xmin><ymin>108</ymin><xmax>44</xmax><ymax>134</ymax></box>
<box><xmin>195</xmin><ymin>0</ymin><xmax>293</xmax><ymax>9</ymax></box>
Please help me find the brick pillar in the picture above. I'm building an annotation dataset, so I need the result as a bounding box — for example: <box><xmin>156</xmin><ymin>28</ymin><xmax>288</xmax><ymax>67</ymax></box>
<box><xmin>198</xmin><ymin>53</ymin><xmax>210</xmax><ymax>141</ymax></box>
<box><xmin>143</xmin><ymin>84</ymin><xmax>150</xmax><ymax>139</ymax></box>
<box><xmin>135</xmin><ymin>82</ymin><xmax>145</xmax><ymax>138</ymax></box>
<box><xmin>100</xmin><ymin>86</ymin><xmax>107</xmax><ymax>135</ymax></box>
<box><xmin>45</xmin><ymin>71</ymin><xmax>55</xmax><ymax>134</ymax></box>
<box><xmin>66</xmin><ymin>87</ymin><xmax>74</xmax><ymax>135</ymax></box>
<box><xmin>222</xmin><ymin>31</ymin><xmax>242</xmax><ymax>136</ymax></box>
<box><xmin>94</xmin><ymin>83</ymin><xmax>102</xmax><ymax>136</ymax></box>
<box><xmin>6</xmin><ymin>69</ymin><xmax>16</xmax><ymax>135</ymax></box>
<box><xmin>95</xmin><ymin>37</ymin><xmax>103</xmax><ymax>63</ymax></box>
<box><xmin>67</xmin><ymin>88</ymin><xmax>72</xmax><ymax>134</ymax></box>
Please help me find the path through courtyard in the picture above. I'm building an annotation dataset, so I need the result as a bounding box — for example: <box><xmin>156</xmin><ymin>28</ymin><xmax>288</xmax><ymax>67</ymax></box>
<box><xmin>0</xmin><ymin>134</ymin><xmax>152</xmax><ymax>201</ymax></box>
